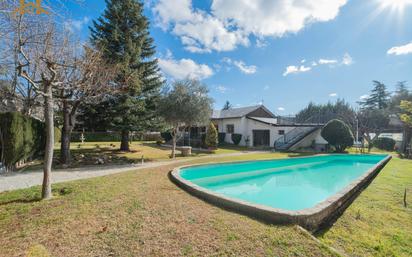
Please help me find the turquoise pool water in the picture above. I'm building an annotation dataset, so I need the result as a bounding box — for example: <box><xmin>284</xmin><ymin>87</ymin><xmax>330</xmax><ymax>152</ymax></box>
<box><xmin>180</xmin><ymin>155</ymin><xmax>388</xmax><ymax>211</ymax></box>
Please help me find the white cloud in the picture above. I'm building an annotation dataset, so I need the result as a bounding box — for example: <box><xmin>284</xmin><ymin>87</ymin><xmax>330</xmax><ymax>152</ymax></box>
<box><xmin>154</xmin><ymin>0</ymin><xmax>248</xmax><ymax>53</ymax></box>
<box><xmin>283</xmin><ymin>65</ymin><xmax>312</xmax><ymax>76</ymax></box>
<box><xmin>329</xmin><ymin>93</ymin><xmax>338</xmax><ymax>97</ymax></box>
<box><xmin>152</xmin><ymin>0</ymin><xmax>193</xmax><ymax>28</ymax></box>
<box><xmin>360</xmin><ymin>94</ymin><xmax>369</xmax><ymax>100</ymax></box>
<box><xmin>153</xmin><ymin>0</ymin><xmax>347</xmax><ymax>53</ymax></box>
<box><xmin>215</xmin><ymin>85</ymin><xmax>228</xmax><ymax>93</ymax></box>
<box><xmin>263</xmin><ymin>85</ymin><xmax>270</xmax><ymax>90</ymax></box>
<box><xmin>387</xmin><ymin>42</ymin><xmax>412</xmax><ymax>55</ymax></box>
<box><xmin>285</xmin><ymin>53</ymin><xmax>353</xmax><ymax>77</ymax></box>
<box><xmin>172</xmin><ymin>14</ymin><xmax>249</xmax><ymax>53</ymax></box>
<box><xmin>212</xmin><ymin>0</ymin><xmax>347</xmax><ymax>37</ymax></box>
<box><xmin>64</xmin><ymin>17</ymin><xmax>89</xmax><ymax>32</ymax></box>
<box><xmin>233</xmin><ymin>60</ymin><xmax>257</xmax><ymax>74</ymax></box>
<box><xmin>278</xmin><ymin>107</ymin><xmax>285</xmax><ymax>111</ymax></box>
<box><xmin>158</xmin><ymin>57</ymin><xmax>213</xmax><ymax>80</ymax></box>
<box><xmin>256</xmin><ymin>38</ymin><xmax>268</xmax><ymax>48</ymax></box>
<box><xmin>221</xmin><ymin>58</ymin><xmax>257</xmax><ymax>74</ymax></box>
<box><xmin>319</xmin><ymin>59</ymin><xmax>338</xmax><ymax>65</ymax></box>
<box><xmin>342</xmin><ymin>53</ymin><xmax>353</xmax><ymax>65</ymax></box>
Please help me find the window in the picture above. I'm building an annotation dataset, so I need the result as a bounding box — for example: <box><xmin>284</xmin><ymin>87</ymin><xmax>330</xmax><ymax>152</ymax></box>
<box><xmin>278</xmin><ymin>130</ymin><xmax>285</xmax><ymax>135</ymax></box>
<box><xmin>226</xmin><ymin>124</ymin><xmax>234</xmax><ymax>134</ymax></box>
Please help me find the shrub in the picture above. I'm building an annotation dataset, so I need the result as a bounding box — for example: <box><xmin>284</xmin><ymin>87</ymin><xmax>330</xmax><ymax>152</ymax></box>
<box><xmin>218</xmin><ymin>132</ymin><xmax>226</xmax><ymax>144</ymax></box>
<box><xmin>0</xmin><ymin>112</ymin><xmax>45</xmax><ymax>170</ymax></box>
<box><xmin>321</xmin><ymin>119</ymin><xmax>354</xmax><ymax>153</ymax></box>
<box><xmin>373</xmin><ymin>137</ymin><xmax>396</xmax><ymax>151</ymax></box>
<box><xmin>205</xmin><ymin>122</ymin><xmax>218</xmax><ymax>148</ymax></box>
<box><xmin>231</xmin><ymin>133</ymin><xmax>242</xmax><ymax>145</ymax></box>
<box><xmin>160</xmin><ymin>132</ymin><xmax>173</xmax><ymax>142</ymax></box>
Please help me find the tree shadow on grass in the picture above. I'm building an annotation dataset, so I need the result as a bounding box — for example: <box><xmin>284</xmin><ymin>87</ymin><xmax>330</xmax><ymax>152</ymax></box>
<box><xmin>0</xmin><ymin>196</ymin><xmax>41</xmax><ymax>206</ymax></box>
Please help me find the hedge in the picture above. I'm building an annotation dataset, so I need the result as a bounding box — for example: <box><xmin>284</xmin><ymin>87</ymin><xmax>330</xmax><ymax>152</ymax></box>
<box><xmin>231</xmin><ymin>133</ymin><xmax>242</xmax><ymax>145</ymax></box>
<box><xmin>0</xmin><ymin>112</ymin><xmax>45</xmax><ymax>169</ymax></box>
<box><xmin>373</xmin><ymin>137</ymin><xmax>396</xmax><ymax>151</ymax></box>
<box><xmin>321</xmin><ymin>119</ymin><xmax>354</xmax><ymax>153</ymax></box>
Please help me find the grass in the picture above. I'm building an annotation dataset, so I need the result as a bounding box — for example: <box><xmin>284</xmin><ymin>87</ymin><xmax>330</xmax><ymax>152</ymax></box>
<box><xmin>0</xmin><ymin>152</ymin><xmax>336</xmax><ymax>257</ymax></box>
<box><xmin>25</xmin><ymin>141</ymin><xmax>253</xmax><ymax>170</ymax></box>
<box><xmin>0</xmin><ymin>151</ymin><xmax>410</xmax><ymax>256</ymax></box>
<box><xmin>319</xmin><ymin>157</ymin><xmax>412</xmax><ymax>257</ymax></box>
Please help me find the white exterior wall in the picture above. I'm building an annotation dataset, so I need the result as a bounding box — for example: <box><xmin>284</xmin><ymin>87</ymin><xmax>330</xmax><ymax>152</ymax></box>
<box><xmin>245</xmin><ymin>119</ymin><xmax>296</xmax><ymax>147</ymax></box>
<box><xmin>289</xmin><ymin>129</ymin><xmax>328</xmax><ymax>151</ymax></box>
<box><xmin>215</xmin><ymin>117</ymin><xmax>246</xmax><ymax>145</ymax></box>
<box><xmin>215</xmin><ymin>117</ymin><xmax>326</xmax><ymax>147</ymax></box>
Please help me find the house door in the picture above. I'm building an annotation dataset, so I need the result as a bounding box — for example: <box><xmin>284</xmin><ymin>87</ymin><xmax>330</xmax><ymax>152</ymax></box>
<box><xmin>253</xmin><ymin>130</ymin><xmax>270</xmax><ymax>147</ymax></box>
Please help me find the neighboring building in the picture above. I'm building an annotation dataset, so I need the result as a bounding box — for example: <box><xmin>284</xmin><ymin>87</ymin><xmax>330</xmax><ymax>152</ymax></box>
<box><xmin>210</xmin><ymin>105</ymin><xmax>327</xmax><ymax>151</ymax></box>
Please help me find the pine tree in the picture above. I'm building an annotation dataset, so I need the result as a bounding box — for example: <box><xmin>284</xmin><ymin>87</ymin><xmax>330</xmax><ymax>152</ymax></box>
<box><xmin>90</xmin><ymin>0</ymin><xmax>163</xmax><ymax>151</ymax></box>
<box><xmin>360</xmin><ymin>81</ymin><xmax>391</xmax><ymax>110</ymax></box>
<box><xmin>222</xmin><ymin>101</ymin><xmax>232</xmax><ymax>110</ymax></box>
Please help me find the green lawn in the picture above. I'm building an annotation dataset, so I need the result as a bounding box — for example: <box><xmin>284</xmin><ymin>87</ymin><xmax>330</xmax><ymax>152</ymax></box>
<box><xmin>29</xmin><ymin>141</ymin><xmax>253</xmax><ymax>169</ymax></box>
<box><xmin>319</xmin><ymin>157</ymin><xmax>412</xmax><ymax>257</ymax></box>
<box><xmin>0</xmin><ymin>152</ymin><xmax>410</xmax><ymax>256</ymax></box>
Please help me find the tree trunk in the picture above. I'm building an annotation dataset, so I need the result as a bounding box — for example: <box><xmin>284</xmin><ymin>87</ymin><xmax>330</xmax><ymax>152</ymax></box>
<box><xmin>42</xmin><ymin>83</ymin><xmax>54</xmax><ymax>200</ymax></box>
<box><xmin>171</xmin><ymin>131</ymin><xmax>176</xmax><ymax>159</ymax></box>
<box><xmin>120</xmin><ymin>130</ymin><xmax>130</xmax><ymax>151</ymax></box>
<box><xmin>60</xmin><ymin>100</ymin><xmax>72</xmax><ymax>166</ymax></box>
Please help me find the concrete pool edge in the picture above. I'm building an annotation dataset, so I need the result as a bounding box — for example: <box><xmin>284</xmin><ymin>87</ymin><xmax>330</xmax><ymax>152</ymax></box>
<box><xmin>169</xmin><ymin>154</ymin><xmax>392</xmax><ymax>232</ymax></box>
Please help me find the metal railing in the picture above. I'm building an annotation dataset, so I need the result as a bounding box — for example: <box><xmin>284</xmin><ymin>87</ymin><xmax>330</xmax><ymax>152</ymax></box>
<box><xmin>274</xmin><ymin>126</ymin><xmax>317</xmax><ymax>150</ymax></box>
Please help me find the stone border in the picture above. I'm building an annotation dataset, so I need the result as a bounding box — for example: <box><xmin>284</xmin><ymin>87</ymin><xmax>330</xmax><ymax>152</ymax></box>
<box><xmin>169</xmin><ymin>154</ymin><xmax>392</xmax><ymax>232</ymax></box>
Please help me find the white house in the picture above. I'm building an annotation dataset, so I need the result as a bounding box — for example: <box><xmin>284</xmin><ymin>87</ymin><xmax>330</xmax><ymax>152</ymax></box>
<box><xmin>211</xmin><ymin>105</ymin><xmax>327</xmax><ymax>151</ymax></box>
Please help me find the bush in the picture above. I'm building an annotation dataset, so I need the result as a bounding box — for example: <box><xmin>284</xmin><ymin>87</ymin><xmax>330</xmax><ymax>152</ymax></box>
<box><xmin>321</xmin><ymin>119</ymin><xmax>354</xmax><ymax>153</ymax></box>
<box><xmin>0</xmin><ymin>112</ymin><xmax>45</xmax><ymax>170</ymax></box>
<box><xmin>231</xmin><ymin>133</ymin><xmax>242</xmax><ymax>145</ymax></box>
<box><xmin>160</xmin><ymin>132</ymin><xmax>173</xmax><ymax>142</ymax></box>
<box><xmin>205</xmin><ymin>123</ymin><xmax>218</xmax><ymax>148</ymax></box>
<box><xmin>373</xmin><ymin>137</ymin><xmax>396</xmax><ymax>151</ymax></box>
<box><xmin>218</xmin><ymin>132</ymin><xmax>226</xmax><ymax>144</ymax></box>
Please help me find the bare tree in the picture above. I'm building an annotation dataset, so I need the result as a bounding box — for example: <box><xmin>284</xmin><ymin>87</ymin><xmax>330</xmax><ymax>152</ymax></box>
<box><xmin>58</xmin><ymin>45</ymin><xmax>115</xmax><ymax>166</ymax></box>
<box><xmin>13</xmin><ymin>12</ymin><xmax>72</xmax><ymax>199</ymax></box>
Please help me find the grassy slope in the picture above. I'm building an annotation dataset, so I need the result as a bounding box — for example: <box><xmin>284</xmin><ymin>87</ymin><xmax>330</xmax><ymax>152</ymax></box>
<box><xmin>319</xmin><ymin>157</ymin><xmax>412</xmax><ymax>257</ymax></box>
<box><xmin>0</xmin><ymin>152</ymin><xmax>335</xmax><ymax>257</ymax></box>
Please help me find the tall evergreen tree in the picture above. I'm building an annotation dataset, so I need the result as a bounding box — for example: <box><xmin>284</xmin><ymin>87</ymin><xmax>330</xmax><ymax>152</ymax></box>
<box><xmin>359</xmin><ymin>81</ymin><xmax>391</xmax><ymax>110</ymax></box>
<box><xmin>90</xmin><ymin>0</ymin><xmax>163</xmax><ymax>151</ymax></box>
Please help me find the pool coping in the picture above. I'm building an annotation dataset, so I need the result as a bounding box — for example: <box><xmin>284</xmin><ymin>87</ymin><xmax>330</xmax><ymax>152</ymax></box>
<box><xmin>169</xmin><ymin>154</ymin><xmax>392</xmax><ymax>232</ymax></box>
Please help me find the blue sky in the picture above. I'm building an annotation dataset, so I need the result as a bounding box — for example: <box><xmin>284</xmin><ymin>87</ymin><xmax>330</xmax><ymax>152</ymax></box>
<box><xmin>62</xmin><ymin>0</ymin><xmax>412</xmax><ymax>115</ymax></box>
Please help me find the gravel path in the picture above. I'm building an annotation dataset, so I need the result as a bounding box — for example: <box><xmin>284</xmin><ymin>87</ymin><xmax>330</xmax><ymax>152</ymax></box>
<box><xmin>0</xmin><ymin>152</ymin><xmax>262</xmax><ymax>192</ymax></box>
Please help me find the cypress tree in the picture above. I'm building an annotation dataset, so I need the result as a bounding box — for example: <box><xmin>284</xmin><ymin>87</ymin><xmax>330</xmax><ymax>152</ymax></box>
<box><xmin>90</xmin><ymin>0</ymin><xmax>163</xmax><ymax>151</ymax></box>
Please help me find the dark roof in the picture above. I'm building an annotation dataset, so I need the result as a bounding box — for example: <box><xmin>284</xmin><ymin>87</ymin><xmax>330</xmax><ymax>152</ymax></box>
<box><xmin>211</xmin><ymin>105</ymin><xmax>274</xmax><ymax>119</ymax></box>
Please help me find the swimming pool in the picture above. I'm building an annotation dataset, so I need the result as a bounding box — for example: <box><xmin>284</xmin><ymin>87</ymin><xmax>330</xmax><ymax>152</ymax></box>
<box><xmin>171</xmin><ymin>154</ymin><xmax>391</xmax><ymax>231</ymax></box>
